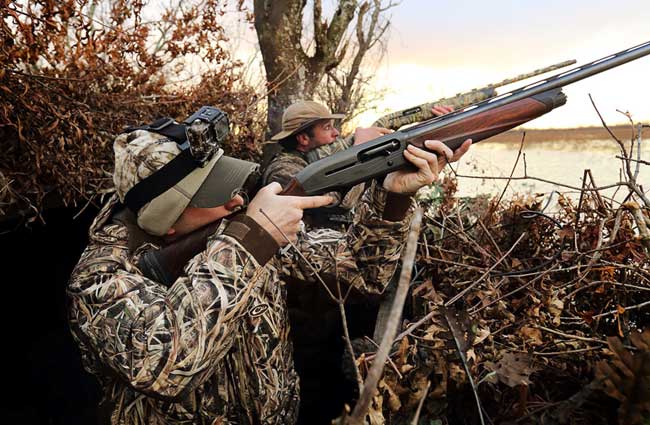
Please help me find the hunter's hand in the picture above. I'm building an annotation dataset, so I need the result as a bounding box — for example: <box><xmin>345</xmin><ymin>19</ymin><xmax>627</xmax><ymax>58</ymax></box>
<box><xmin>383</xmin><ymin>139</ymin><xmax>472</xmax><ymax>194</ymax></box>
<box><xmin>246</xmin><ymin>183</ymin><xmax>334</xmax><ymax>246</ymax></box>
<box><xmin>353</xmin><ymin>126</ymin><xmax>393</xmax><ymax>146</ymax></box>
<box><xmin>431</xmin><ymin>105</ymin><xmax>454</xmax><ymax>116</ymax></box>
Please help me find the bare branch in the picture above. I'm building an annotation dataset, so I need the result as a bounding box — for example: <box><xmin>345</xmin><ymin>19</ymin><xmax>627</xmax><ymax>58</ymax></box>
<box><xmin>348</xmin><ymin>208</ymin><xmax>424</xmax><ymax>423</ymax></box>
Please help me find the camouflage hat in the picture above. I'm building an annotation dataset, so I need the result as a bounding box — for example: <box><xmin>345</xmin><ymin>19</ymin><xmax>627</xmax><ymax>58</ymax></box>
<box><xmin>113</xmin><ymin>130</ymin><xmax>258</xmax><ymax>236</ymax></box>
<box><xmin>270</xmin><ymin>100</ymin><xmax>345</xmax><ymax>141</ymax></box>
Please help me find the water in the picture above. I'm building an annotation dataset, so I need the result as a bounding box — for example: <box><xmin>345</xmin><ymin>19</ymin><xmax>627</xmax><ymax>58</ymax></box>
<box><xmin>453</xmin><ymin>138</ymin><xmax>650</xmax><ymax>204</ymax></box>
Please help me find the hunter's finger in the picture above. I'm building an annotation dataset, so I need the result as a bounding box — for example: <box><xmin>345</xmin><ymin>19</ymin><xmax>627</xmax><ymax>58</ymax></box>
<box><xmin>407</xmin><ymin>144</ymin><xmax>438</xmax><ymax>167</ymax></box>
<box><xmin>423</xmin><ymin>140</ymin><xmax>454</xmax><ymax>162</ymax></box>
<box><xmin>404</xmin><ymin>149</ymin><xmax>435</xmax><ymax>174</ymax></box>
<box><xmin>262</xmin><ymin>181</ymin><xmax>283</xmax><ymax>194</ymax></box>
<box><xmin>451</xmin><ymin>139</ymin><xmax>472</xmax><ymax>161</ymax></box>
<box><xmin>432</xmin><ymin>105</ymin><xmax>453</xmax><ymax>116</ymax></box>
<box><xmin>431</xmin><ymin>106</ymin><xmax>445</xmax><ymax>116</ymax></box>
<box><xmin>291</xmin><ymin>194</ymin><xmax>336</xmax><ymax>210</ymax></box>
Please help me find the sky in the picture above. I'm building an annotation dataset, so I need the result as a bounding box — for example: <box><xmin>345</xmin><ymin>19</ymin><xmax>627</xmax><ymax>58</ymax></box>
<box><xmin>222</xmin><ymin>0</ymin><xmax>650</xmax><ymax>129</ymax></box>
<box><xmin>356</xmin><ymin>0</ymin><xmax>650</xmax><ymax>129</ymax></box>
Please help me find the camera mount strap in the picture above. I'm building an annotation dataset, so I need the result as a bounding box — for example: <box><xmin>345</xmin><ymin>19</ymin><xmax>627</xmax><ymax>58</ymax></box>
<box><xmin>123</xmin><ymin>149</ymin><xmax>198</xmax><ymax>214</ymax></box>
<box><xmin>125</xmin><ymin>117</ymin><xmax>188</xmax><ymax>144</ymax></box>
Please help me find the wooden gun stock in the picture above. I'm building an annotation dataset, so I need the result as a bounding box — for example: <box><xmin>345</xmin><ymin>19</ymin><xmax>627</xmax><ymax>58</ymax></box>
<box><xmin>409</xmin><ymin>89</ymin><xmax>566</xmax><ymax>151</ymax></box>
<box><xmin>138</xmin><ymin>219</ymin><xmax>223</xmax><ymax>286</ymax></box>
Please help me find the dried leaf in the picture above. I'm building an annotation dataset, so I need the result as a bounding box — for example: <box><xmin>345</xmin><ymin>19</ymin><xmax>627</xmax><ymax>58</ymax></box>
<box><xmin>473</xmin><ymin>326</ymin><xmax>491</xmax><ymax>345</ymax></box>
<box><xmin>547</xmin><ymin>294</ymin><xmax>564</xmax><ymax>326</ymax></box>
<box><xmin>595</xmin><ymin>332</ymin><xmax>650</xmax><ymax>424</ymax></box>
<box><xmin>485</xmin><ymin>352</ymin><xmax>537</xmax><ymax>388</ymax></box>
<box><xmin>520</xmin><ymin>326</ymin><xmax>544</xmax><ymax>346</ymax></box>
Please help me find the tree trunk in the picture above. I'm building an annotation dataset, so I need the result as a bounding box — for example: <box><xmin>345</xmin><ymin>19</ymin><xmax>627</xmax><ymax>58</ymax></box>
<box><xmin>253</xmin><ymin>0</ymin><xmax>357</xmax><ymax>136</ymax></box>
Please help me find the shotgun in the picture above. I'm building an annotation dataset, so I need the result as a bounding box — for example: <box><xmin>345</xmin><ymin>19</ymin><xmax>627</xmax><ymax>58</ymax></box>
<box><xmin>139</xmin><ymin>40</ymin><xmax>650</xmax><ymax>285</ymax></box>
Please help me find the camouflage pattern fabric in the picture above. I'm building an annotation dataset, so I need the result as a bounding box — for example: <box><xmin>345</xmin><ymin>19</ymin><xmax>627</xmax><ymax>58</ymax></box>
<box><xmin>372</xmin><ymin>88</ymin><xmax>495</xmax><ymax>130</ymax></box>
<box><xmin>262</xmin><ymin>148</ymin><xmax>309</xmax><ymax>190</ymax></box>
<box><xmin>68</xmin><ymin>181</ymin><xmax>413</xmax><ymax>424</ymax></box>
<box><xmin>303</xmin><ymin>136</ymin><xmax>353</xmax><ymax>164</ymax></box>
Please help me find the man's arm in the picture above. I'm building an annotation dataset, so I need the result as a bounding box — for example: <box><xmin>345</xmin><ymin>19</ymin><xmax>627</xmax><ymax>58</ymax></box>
<box><xmin>262</xmin><ymin>152</ymin><xmax>308</xmax><ymax>188</ymax></box>
<box><xmin>67</xmin><ymin>214</ymin><xmax>274</xmax><ymax>400</ymax></box>
<box><xmin>281</xmin><ymin>180</ymin><xmax>414</xmax><ymax>295</ymax></box>
<box><xmin>68</xmin><ymin>184</ymin><xmax>333</xmax><ymax>400</ymax></box>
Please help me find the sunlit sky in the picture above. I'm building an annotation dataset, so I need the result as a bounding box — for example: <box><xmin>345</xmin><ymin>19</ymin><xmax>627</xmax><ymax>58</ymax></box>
<box><xmin>224</xmin><ymin>0</ymin><xmax>650</xmax><ymax>129</ymax></box>
<box><xmin>360</xmin><ymin>0</ymin><xmax>650</xmax><ymax>129</ymax></box>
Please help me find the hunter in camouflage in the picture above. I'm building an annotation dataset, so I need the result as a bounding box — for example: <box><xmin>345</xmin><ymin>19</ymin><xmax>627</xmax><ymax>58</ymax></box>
<box><xmin>68</xmin><ymin>123</ymin><xmax>467</xmax><ymax>424</ymax></box>
<box><xmin>262</xmin><ymin>101</ymin><xmax>456</xmax><ymax>220</ymax></box>
<box><xmin>263</xmin><ymin>101</ymin><xmax>398</xmax><ymax>230</ymax></box>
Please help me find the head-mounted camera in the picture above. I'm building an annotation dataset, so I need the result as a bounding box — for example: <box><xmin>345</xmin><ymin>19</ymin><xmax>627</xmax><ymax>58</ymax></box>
<box><xmin>182</xmin><ymin>106</ymin><xmax>230</xmax><ymax>166</ymax></box>
<box><xmin>121</xmin><ymin>106</ymin><xmax>260</xmax><ymax>218</ymax></box>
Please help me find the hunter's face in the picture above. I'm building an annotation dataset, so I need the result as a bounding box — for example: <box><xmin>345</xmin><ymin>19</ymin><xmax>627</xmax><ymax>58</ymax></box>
<box><xmin>307</xmin><ymin>119</ymin><xmax>339</xmax><ymax>150</ymax></box>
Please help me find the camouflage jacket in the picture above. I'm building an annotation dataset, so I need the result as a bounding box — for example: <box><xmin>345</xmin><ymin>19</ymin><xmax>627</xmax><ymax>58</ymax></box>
<box><xmin>68</xmin><ymin>182</ymin><xmax>413</xmax><ymax>424</ymax></box>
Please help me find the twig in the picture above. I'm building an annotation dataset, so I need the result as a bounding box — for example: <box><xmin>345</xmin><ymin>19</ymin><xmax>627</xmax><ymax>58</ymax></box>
<box><xmin>394</xmin><ymin>310</ymin><xmax>435</xmax><ymax>342</ymax></box>
<box><xmin>454</xmin><ymin>172</ymin><xmax>630</xmax><ymax>193</ymax></box>
<box><xmin>445</xmin><ymin>232</ymin><xmax>527</xmax><ymax>306</ymax></box>
<box><xmin>259</xmin><ymin>208</ymin><xmax>364</xmax><ymax>391</ymax></box>
<box><xmin>478</xmin><ymin>219</ymin><xmax>503</xmax><ymax>257</ymax></box>
<box><xmin>340</xmin><ymin>301</ymin><xmax>364</xmax><ymax>393</ymax></box>
<box><xmin>348</xmin><ymin>208</ymin><xmax>423</xmax><ymax>423</ymax></box>
<box><xmin>469</xmin><ymin>264</ymin><xmax>558</xmax><ymax>315</ymax></box>
<box><xmin>411</xmin><ymin>380</ymin><xmax>431</xmax><ymax>425</ymax></box>
<box><xmin>524</xmin><ymin>347</ymin><xmax>602</xmax><ymax>356</ymax></box>
<box><xmin>591</xmin><ymin>299</ymin><xmax>650</xmax><ymax>319</ymax></box>
<box><xmin>258</xmin><ymin>208</ymin><xmax>338</xmax><ymax>302</ymax></box>
<box><xmin>495</xmin><ymin>132</ymin><xmax>526</xmax><ymax>206</ymax></box>
<box><xmin>443</xmin><ymin>306</ymin><xmax>486</xmax><ymax>425</ymax></box>
<box><xmin>363</xmin><ymin>336</ymin><xmax>403</xmax><ymax>380</ymax></box>
<box><xmin>534</xmin><ymin>325</ymin><xmax>608</xmax><ymax>345</ymax></box>
<box><xmin>616</xmin><ymin>156</ymin><xmax>650</xmax><ymax>166</ymax></box>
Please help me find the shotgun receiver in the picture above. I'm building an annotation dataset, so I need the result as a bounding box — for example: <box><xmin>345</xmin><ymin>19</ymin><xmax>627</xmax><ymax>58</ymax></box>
<box><xmin>139</xmin><ymin>40</ymin><xmax>650</xmax><ymax>285</ymax></box>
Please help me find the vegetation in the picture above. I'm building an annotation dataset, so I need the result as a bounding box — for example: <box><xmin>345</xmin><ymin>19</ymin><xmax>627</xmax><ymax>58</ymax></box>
<box><xmin>1</xmin><ymin>0</ymin><xmax>261</xmax><ymax>221</ymax></box>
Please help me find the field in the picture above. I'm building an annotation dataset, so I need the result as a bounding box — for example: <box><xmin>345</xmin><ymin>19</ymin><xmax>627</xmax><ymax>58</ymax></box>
<box><xmin>489</xmin><ymin>124</ymin><xmax>636</xmax><ymax>144</ymax></box>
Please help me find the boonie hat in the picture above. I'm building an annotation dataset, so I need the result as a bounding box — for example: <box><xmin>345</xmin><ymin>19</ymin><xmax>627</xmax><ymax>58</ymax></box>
<box><xmin>113</xmin><ymin>130</ymin><xmax>258</xmax><ymax>236</ymax></box>
<box><xmin>271</xmin><ymin>100</ymin><xmax>345</xmax><ymax>141</ymax></box>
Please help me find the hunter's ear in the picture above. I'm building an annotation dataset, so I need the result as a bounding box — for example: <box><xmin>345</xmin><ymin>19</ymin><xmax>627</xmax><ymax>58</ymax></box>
<box><xmin>166</xmin><ymin>227</ymin><xmax>176</xmax><ymax>236</ymax></box>
<box><xmin>296</xmin><ymin>132</ymin><xmax>310</xmax><ymax>148</ymax></box>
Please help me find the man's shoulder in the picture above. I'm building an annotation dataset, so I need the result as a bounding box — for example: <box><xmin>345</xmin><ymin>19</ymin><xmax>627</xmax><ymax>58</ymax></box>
<box><xmin>262</xmin><ymin>149</ymin><xmax>308</xmax><ymax>186</ymax></box>
<box><xmin>270</xmin><ymin>149</ymin><xmax>307</xmax><ymax>163</ymax></box>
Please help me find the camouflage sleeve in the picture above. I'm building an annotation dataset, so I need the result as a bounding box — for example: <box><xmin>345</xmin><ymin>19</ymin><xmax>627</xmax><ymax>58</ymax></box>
<box><xmin>372</xmin><ymin>89</ymin><xmax>494</xmax><ymax>130</ymax></box>
<box><xmin>68</xmin><ymin>218</ymin><xmax>269</xmax><ymax>400</ymax></box>
<box><xmin>263</xmin><ymin>152</ymin><xmax>345</xmax><ymax>206</ymax></box>
<box><xmin>279</xmin><ymin>181</ymin><xmax>413</xmax><ymax>294</ymax></box>
<box><xmin>262</xmin><ymin>153</ymin><xmax>308</xmax><ymax>188</ymax></box>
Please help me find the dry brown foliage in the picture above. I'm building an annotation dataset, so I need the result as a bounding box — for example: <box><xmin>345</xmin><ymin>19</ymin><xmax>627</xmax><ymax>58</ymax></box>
<box><xmin>596</xmin><ymin>329</ymin><xmax>650</xmax><ymax>425</ymax></box>
<box><xmin>1</xmin><ymin>0</ymin><xmax>264</xmax><ymax>222</ymax></box>
<box><xmin>355</xmin><ymin>174</ymin><xmax>650</xmax><ymax>424</ymax></box>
